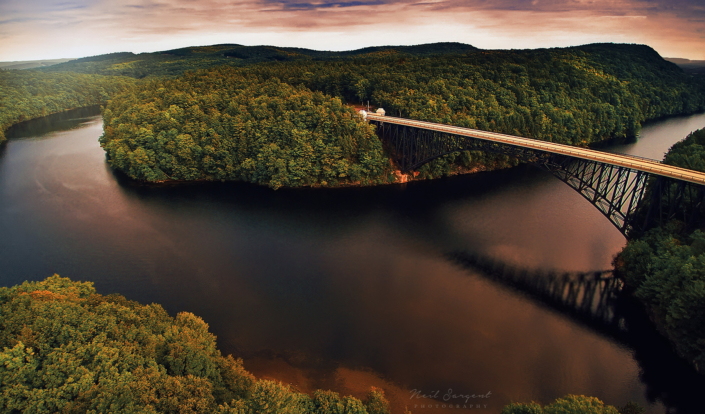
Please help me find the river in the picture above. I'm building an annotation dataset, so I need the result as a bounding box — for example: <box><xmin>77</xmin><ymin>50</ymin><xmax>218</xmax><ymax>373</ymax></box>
<box><xmin>1</xmin><ymin>108</ymin><xmax>705</xmax><ymax>413</ymax></box>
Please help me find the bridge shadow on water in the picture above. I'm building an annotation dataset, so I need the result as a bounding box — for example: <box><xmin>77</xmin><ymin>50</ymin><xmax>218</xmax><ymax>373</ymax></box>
<box><xmin>448</xmin><ymin>252</ymin><xmax>627</xmax><ymax>339</ymax></box>
<box><xmin>105</xmin><ymin>164</ymin><xmax>705</xmax><ymax>413</ymax></box>
<box><xmin>447</xmin><ymin>251</ymin><xmax>705</xmax><ymax>414</ymax></box>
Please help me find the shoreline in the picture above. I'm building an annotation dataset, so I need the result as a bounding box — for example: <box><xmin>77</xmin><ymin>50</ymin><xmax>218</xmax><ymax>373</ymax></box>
<box><xmin>102</xmin><ymin>108</ymin><xmax>705</xmax><ymax>190</ymax></box>
<box><xmin>1</xmin><ymin>104</ymin><xmax>103</xmax><ymax>144</ymax></box>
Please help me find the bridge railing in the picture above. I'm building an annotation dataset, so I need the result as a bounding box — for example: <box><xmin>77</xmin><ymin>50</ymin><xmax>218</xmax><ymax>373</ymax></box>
<box><xmin>367</xmin><ymin>114</ymin><xmax>705</xmax><ymax>237</ymax></box>
<box><xmin>367</xmin><ymin>114</ymin><xmax>705</xmax><ymax>185</ymax></box>
<box><xmin>607</xmin><ymin>151</ymin><xmax>662</xmax><ymax>164</ymax></box>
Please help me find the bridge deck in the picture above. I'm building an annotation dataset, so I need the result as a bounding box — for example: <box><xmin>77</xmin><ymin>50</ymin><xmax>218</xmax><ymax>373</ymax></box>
<box><xmin>367</xmin><ymin>114</ymin><xmax>705</xmax><ymax>185</ymax></box>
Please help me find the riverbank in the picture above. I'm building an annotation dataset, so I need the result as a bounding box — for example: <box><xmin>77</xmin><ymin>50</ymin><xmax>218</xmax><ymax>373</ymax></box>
<box><xmin>96</xmin><ymin>43</ymin><xmax>705</xmax><ymax>189</ymax></box>
<box><xmin>614</xmin><ymin>127</ymin><xmax>705</xmax><ymax>375</ymax></box>
<box><xmin>0</xmin><ymin>70</ymin><xmax>135</xmax><ymax>144</ymax></box>
<box><xmin>1</xmin><ymin>105</ymin><xmax>101</xmax><ymax>144</ymax></box>
<box><xmin>0</xmin><ymin>274</ymin><xmax>641</xmax><ymax>414</ymax></box>
<box><xmin>0</xmin><ymin>275</ymin><xmax>393</xmax><ymax>413</ymax></box>
<box><xmin>4</xmin><ymin>109</ymin><xmax>705</xmax><ymax>413</ymax></box>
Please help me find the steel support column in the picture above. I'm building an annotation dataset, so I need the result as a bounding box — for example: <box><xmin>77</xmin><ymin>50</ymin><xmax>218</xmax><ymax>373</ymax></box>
<box><xmin>371</xmin><ymin>121</ymin><xmax>705</xmax><ymax>239</ymax></box>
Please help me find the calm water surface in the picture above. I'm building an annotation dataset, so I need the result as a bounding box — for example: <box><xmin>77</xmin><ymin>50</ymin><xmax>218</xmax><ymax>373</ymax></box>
<box><xmin>2</xmin><ymin>108</ymin><xmax>705</xmax><ymax>413</ymax></box>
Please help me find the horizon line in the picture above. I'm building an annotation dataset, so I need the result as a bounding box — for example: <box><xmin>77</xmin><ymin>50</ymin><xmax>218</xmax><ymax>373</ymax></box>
<box><xmin>0</xmin><ymin>40</ymin><xmax>686</xmax><ymax>64</ymax></box>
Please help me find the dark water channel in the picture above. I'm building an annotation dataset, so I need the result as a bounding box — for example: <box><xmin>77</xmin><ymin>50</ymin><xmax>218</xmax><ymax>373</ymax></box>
<box><xmin>2</xmin><ymin>108</ymin><xmax>705</xmax><ymax>413</ymax></box>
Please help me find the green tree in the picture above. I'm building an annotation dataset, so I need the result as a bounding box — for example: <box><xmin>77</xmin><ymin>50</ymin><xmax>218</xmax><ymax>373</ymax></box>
<box><xmin>0</xmin><ymin>275</ymin><xmax>390</xmax><ymax>414</ymax></box>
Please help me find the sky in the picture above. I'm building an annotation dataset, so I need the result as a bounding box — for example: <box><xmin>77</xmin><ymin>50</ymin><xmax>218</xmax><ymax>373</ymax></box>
<box><xmin>0</xmin><ymin>0</ymin><xmax>704</xmax><ymax>62</ymax></box>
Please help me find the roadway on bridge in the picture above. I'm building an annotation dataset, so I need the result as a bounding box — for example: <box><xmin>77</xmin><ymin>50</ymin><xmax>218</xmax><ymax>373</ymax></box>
<box><xmin>367</xmin><ymin>114</ymin><xmax>705</xmax><ymax>185</ymax></box>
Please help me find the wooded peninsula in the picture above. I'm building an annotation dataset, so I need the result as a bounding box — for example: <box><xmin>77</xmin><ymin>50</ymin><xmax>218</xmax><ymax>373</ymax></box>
<box><xmin>3</xmin><ymin>43</ymin><xmax>705</xmax><ymax>188</ymax></box>
<box><xmin>2</xmin><ymin>42</ymin><xmax>705</xmax><ymax>412</ymax></box>
<box><xmin>98</xmin><ymin>44</ymin><xmax>705</xmax><ymax>187</ymax></box>
<box><xmin>0</xmin><ymin>275</ymin><xmax>638</xmax><ymax>414</ymax></box>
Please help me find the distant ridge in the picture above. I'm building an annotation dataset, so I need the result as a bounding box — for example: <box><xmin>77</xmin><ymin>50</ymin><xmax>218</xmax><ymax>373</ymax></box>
<box><xmin>0</xmin><ymin>58</ymin><xmax>74</xmax><ymax>70</ymax></box>
<box><xmin>665</xmin><ymin>57</ymin><xmax>705</xmax><ymax>65</ymax></box>
<box><xmin>665</xmin><ymin>57</ymin><xmax>705</xmax><ymax>75</ymax></box>
<box><xmin>70</xmin><ymin>52</ymin><xmax>136</xmax><ymax>63</ymax></box>
<box><xmin>37</xmin><ymin>42</ymin><xmax>686</xmax><ymax>79</ymax></box>
<box><xmin>159</xmin><ymin>42</ymin><xmax>478</xmax><ymax>59</ymax></box>
<box><xmin>38</xmin><ymin>42</ymin><xmax>481</xmax><ymax>78</ymax></box>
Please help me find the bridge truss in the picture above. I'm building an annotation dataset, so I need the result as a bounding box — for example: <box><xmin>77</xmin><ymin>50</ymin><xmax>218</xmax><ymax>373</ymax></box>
<box><xmin>371</xmin><ymin>120</ymin><xmax>705</xmax><ymax>238</ymax></box>
<box><xmin>450</xmin><ymin>251</ymin><xmax>626</xmax><ymax>338</ymax></box>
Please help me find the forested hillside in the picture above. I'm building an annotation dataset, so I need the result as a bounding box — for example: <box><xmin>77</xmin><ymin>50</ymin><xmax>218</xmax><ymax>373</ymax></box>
<box><xmin>247</xmin><ymin>44</ymin><xmax>705</xmax><ymax>177</ymax></box>
<box><xmin>0</xmin><ymin>70</ymin><xmax>135</xmax><ymax>143</ymax></box>
<box><xmin>100</xmin><ymin>43</ymin><xmax>705</xmax><ymax>184</ymax></box>
<box><xmin>38</xmin><ymin>43</ymin><xmax>477</xmax><ymax>79</ymax></box>
<box><xmin>1</xmin><ymin>275</ymin><xmax>636</xmax><ymax>413</ymax></box>
<box><xmin>615</xmin><ymin>128</ymin><xmax>705</xmax><ymax>373</ymax></box>
<box><xmin>100</xmin><ymin>68</ymin><xmax>390</xmax><ymax>188</ymax></box>
<box><xmin>0</xmin><ymin>275</ymin><xmax>391</xmax><ymax>413</ymax></box>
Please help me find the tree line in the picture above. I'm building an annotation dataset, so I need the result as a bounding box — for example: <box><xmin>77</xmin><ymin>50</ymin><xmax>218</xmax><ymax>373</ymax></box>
<box><xmin>0</xmin><ymin>275</ymin><xmax>391</xmax><ymax>413</ymax></box>
<box><xmin>0</xmin><ymin>70</ymin><xmax>136</xmax><ymax>143</ymax></box>
<box><xmin>37</xmin><ymin>43</ymin><xmax>479</xmax><ymax>79</ymax></box>
<box><xmin>501</xmin><ymin>395</ymin><xmax>642</xmax><ymax>414</ymax></box>
<box><xmin>0</xmin><ymin>275</ymin><xmax>644</xmax><ymax>414</ymax></box>
<box><xmin>244</xmin><ymin>44</ymin><xmax>705</xmax><ymax>179</ymax></box>
<box><xmin>100</xmin><ymin>68</ymin><xmax>391</xmax><ymax>189</ymax></box>
<box><xmin>100</xmin><ymin>43</ymin><xmax>705</xmax><ymax>185</ymax></box>
<box><xmin>615</xmin><ymin>127</ymin><xmax>705</xmax><ymax>374</ymax></box>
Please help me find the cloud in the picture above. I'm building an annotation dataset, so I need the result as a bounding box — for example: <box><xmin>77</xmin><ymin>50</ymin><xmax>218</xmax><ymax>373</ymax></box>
<box><xmin>0</xmin><ymin>0</ymin><xmax>703</xmax><ymax>60</ymax></box>
<box><xmin>263</xmin><ymin>0</ymin><xmax>387</xmax><ymax>10</ymax></box>
<box><xmin>0</xmin><ymin>17</ymin><xmax>49</xmax><ymax>25</ymax></box>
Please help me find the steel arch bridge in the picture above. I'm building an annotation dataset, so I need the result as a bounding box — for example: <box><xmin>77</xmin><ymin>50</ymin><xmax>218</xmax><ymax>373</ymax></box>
<box><xmin>367</xmin><ymin>114</ymin><xmax>705</xmax><ymax>239</ymax></box>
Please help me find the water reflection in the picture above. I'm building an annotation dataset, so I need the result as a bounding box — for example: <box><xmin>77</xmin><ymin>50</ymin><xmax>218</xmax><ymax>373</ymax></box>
<box><xmin>448</xmin><ymin>252</ymin><xmax>624</xmax><ymax>332</ymax></box>
<box><xmin>448</xmin><ymin>251</ymin><xmax>705</xmax><ymax>414</ymax></box>
<box><xmin>4</xmin><ymin>106</ymin><xmax>102</xmax><ymax>140</ymax></box>
<box><xmin>2</xmin><ymin>109</ymin><xmax>705</xmax><ymax>413</ymax></box>
<box><xmin>602</xmin><ymin>113</ymin><xmax>705</xmax><ymax>160</ymax></box>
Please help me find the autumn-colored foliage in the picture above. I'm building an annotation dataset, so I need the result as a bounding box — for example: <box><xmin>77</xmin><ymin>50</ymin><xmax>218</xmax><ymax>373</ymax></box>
<box><xmin>0</xmin><ymin>275</ymin><xmax>390</xmax><ymax>413</ymax></box>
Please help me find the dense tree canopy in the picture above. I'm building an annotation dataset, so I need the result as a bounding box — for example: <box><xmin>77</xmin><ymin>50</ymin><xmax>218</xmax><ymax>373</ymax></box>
<box><xmin>615</xmin><ymin>128</ymin><xmax>705</xmax><ymax>373</ymax></box>
<box><xmin>1</xmin><ymin>276</ymin><xmax>637</xmax><ymax>414</ymax></box>
<box><xmin>502</xmin><ymin>395</ymin><xmax>618</xmax><ymax>414</ymax></box>
<box><xmin>99</xmin><ymin>43</ymin><xmax>705</xmax><ymax>185</ymax></box>
<box><xmin>245</xmin><ymin>44</ymin><xmax>705</xmax><ymax>178</ymax></box>
<box><xmin>100</xmin><ymin>68</ymin><xmax>390</xmax><ymax>188</ymax></box>
<box><xmin>0</xmin><ymin>275</ymin><xmax>391</xmax><ymax>413</ymax></box>
<box><xmin>664</xmin><ymin>127</ymin><xmax>705</xmax><ymax>172</ymax></box>
<box><xmin>0</xmin><ymin>70</ymin><xmax>135</xmax><ymax>143</ymax></box>
<box><xmin>501</xmin><ymin>395</ymin><xmax>642</xmax><ymax>414</ymax></box>
<box><xmin>38</xmin><ymin>43</ymin><xmax>479</xmax><ymax>79</ymax></box>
